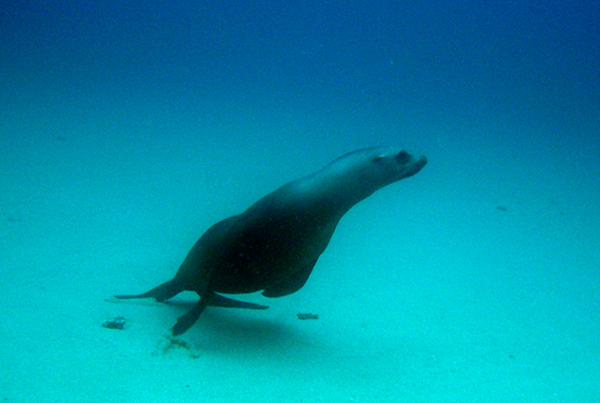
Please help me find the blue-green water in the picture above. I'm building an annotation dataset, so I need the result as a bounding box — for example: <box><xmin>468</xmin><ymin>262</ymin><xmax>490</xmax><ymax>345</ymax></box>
<box><xmin>1</xmin><ymin>1</ymin><xmax>598</xmax><ymax>401</ymax></box>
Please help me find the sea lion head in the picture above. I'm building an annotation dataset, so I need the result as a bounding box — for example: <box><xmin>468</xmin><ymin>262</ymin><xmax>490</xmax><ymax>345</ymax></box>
<box><xmin>368</xmin><ymin>147</ymin><xmax>427</xmax><ymax>182</ymax></box>
<box><xmin>328</xmin><ymin>146</ymin><xmax>426</xmax><ymax>184</ymax></box>
<box><xmin>310</xmin><ymin>146</ymin><xmax>427</xmax><ymax>206</ymax></box>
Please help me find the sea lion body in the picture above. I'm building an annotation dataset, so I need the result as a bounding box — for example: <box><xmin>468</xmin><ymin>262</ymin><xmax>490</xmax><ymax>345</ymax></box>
<box><xmin>115</xmin><ymin>147</ymin><xmax>427</xmax><ymax>335</ymax></box>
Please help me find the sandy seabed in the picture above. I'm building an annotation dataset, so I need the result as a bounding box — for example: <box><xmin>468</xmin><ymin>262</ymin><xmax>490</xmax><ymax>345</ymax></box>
<box><xmin>1</xmin><ymin>104</ymin><xmax>599</xmax><ymax>402</ymax></box>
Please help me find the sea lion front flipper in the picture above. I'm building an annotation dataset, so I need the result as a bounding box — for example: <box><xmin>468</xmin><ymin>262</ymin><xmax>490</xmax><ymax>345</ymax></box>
<box><xmin>207</xmin><ymin>292</ymin><xmax>269</xmax><ymax>310</ymax></box>
<box><xmin>262</xmin><ymin>260</ymin><xmax>317</xmax><ymax>298</ymax></box>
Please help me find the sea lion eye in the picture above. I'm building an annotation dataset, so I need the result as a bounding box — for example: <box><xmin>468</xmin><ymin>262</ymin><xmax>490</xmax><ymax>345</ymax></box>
<box><xmin>395</xmin><ymin>150</ymin><xmax>409</xmax><ymax>163</ymax></box>
<box><xmin>373</xmin><ymin>155</ymin><xmax>385</xmax><ymax>162</ymax></box>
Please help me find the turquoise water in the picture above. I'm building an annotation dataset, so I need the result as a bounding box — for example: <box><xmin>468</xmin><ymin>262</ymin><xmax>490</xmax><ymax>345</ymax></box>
<box><xmin>1</xmin><ymin>1</ymin><xmax>598</xmax><ymax>401</ymax></box>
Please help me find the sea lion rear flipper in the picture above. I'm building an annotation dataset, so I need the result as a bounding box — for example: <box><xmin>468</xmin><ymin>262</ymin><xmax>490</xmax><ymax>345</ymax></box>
<box><xmin>172</xmin><ymin>298</ymin><xmax>209</xmax><ymax>336</ymax></box>
<box><xmin>114</xmin><ymin>280</ymin><xmax>182</xmax><ymax>302</ymax></box>
<box><xmin>208</xmin><ymin>293</ymin><xmax>269</xmax><ymax>310</ymax></box>
<box><xmin>262</xmin><ymin>260</ymin><xmax>317</xmax><ymax>298</ymax></box>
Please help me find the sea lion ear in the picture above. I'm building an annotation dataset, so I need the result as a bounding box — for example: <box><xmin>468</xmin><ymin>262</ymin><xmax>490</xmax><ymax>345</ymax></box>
<box><xmin>395</xmin><ymin>150</ymin><xmax>410</xmax><ymax>163</ymax></box>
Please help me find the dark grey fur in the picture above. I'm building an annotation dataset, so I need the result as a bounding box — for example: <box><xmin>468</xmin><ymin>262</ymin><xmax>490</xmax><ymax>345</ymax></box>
<box><xmin>115</xmin><ymin>147</ymin><xmax>427</xmax><ymax>335</ymax></box>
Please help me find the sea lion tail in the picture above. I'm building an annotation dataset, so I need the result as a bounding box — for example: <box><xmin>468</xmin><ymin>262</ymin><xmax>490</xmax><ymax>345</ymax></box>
<box><xmin>114</xmin><ymin>280</ymin><xmax>182</xmax><ymax>302</ymax></box>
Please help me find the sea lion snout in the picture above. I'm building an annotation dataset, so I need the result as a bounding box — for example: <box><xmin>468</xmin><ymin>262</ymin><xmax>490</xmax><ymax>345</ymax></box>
<box><xmin>408</xmin><ymin>154</ymin><xmax>427</xmax><ymax>175</ymax></box>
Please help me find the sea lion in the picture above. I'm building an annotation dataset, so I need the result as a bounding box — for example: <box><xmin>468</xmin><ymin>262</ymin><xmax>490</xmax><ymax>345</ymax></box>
<box><xmin>115</xmin><ymin>147</ymin><xmax>427</xmax><ymax>335</ymax></box>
